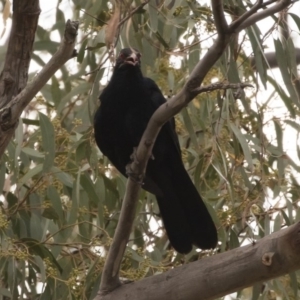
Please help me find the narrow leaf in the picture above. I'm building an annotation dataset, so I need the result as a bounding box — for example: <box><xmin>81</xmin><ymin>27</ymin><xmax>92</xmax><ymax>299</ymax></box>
<box><xmin>39</xmin><ymin>112</ymin><xmax>55</xmax><ymax>173</ymax></box>
<box><xmin>229</xmin><ymin>123</ymin><xmax>253</xmax><ymax>171</ymax></box>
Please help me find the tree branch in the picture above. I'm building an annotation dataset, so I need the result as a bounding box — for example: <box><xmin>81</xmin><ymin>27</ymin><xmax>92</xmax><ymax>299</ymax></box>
<box><xmin>97</xmin><ymin>222</ymin><xmax>300</xmax><ymax>300</ymax></box>
<box><xmin>192</xmin><ymin>82</ymin><xmax>254</xmax><ymax>95</ymax></box>
<box><xmin>0</xmin><ymin>0</ymin><xmax>40</xmax><ymax>155</ymax></box>
<box><xmin>118</xmin><ymin>0</ymin><xmax>150</xmax><ymax>28</ymax></box>
<box><xmin>230</xmin><ymin>0</ymin><xmax>263</xmax><ymax>31</ymax></box>
<box><xmin>99</xmin><ymin>178</ymin><xmax>143</xmax><ymax>294</ymax></box>
<box><xmin>232</xmin><ymin>0</ymin><xmax>293</xmax><ymax>31</ymax></box>
<box><xmin>211</xmin><ymin>0</ymin><xmax>228</xmax><ymax>34</ymax></box>
<box><xmin>0</xmin><ymin>19</ymin><xmax>79</xmax><ymax>158</ymax></box>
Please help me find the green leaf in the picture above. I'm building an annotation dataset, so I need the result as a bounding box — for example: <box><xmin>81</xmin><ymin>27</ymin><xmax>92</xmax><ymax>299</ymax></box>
<box><xmin>22</xmin><ymin>147</ymin><xmax>44</xmax><ymax>158</ymax></box>
<box><xmin>39</xmin><ymin>112</ymin><xmax>55</xmax><ymax>173</ymax></box>
<box><xmin>286</xmin><ymin>38</ymin><xmax>298</xmax><ymax>77</ymax></box>
<box><xmin>14</xmin><ymin>118</ymin><xmax>23</xmax><ymax>171</ymax></box>
<box><xmin>267</xmin><ymin>76</ymin><xmax>295</xmax><ymax>117</ymax></box>
<box><xmin>47</xmin><ymin>186</ymin><xmax>65</xmax><ymax>225</ymax></box>
<box><xmin>94</xmin><ymin>177</ymin><xmax>105</xmax><ymax>227</ymax></box>
<box><xmin>51</xmin><ymin>166</ymin><xmax>74</xmax><ymax>187</ymax></box>
<box><xmin>273</xmin><ymin>213</ymin><xmax>282</xmax><ymax>232</ymax></box>
<box><xmin>229</xmin><ymin>123</ymin><xmax>253</xmax><ymax>171</ymax></box>
<box><xmin>0</xmin><ymin>288</ymin><xmax>11</xmax><ymax>297</ymax></box>
<box><xmin>274</xmin><ymin>39</ymin><xmax>300</xmax><ymax>107</ymax></box>
<box><xmin>188</xmin><ymin>46</ymin><xmax>200</xmax><ymax>74</ymax></box>
<box><xmin>18</xmin><ymin>164</ymin><xmax>43</xmax><ymax>188</ymax></box>
<box><xmin>149</xmin><ymin>0</ymin><xmax>158</xmax><ymax>32</ymax></box>
<box><xmin>77</xmin><ymin>38</ymin><xmax>88</xmax><ymax>63</ymax></box>
<box><xmin>86</xmin><ymin>27</ymin><xmax>105</xmax><ymax>50</ymax></box>
<box><xmin>29</xmin><ymin>193</ymin><xmax>44</xmax><ymax>240</ymax></box>
<box><xmin>247</xmin><ymin>26</ymin><xmax>267</xmax><ymax>88</ymax></box>
<box><xmin>289</xmin><ymin>271</ymin><xmax>298</xmax><ymax>297</ymax></box>
<box><xmin>0</xmin><ymin>161</ymin><xmax>6</xmax><ymax>192</ymax></box>
<box><xmin>181</xmin><ymin>107</ymin><xmax>198</xmax><ymax>150</ymax></box>
<box><xmin>289</xmin><ymin>13</ymin><xmax>300</xmax><ymax>31</ymax></box>
<box><xmin>251</xmin><ymin>283</ymin><xmax>261</xmax><ymax>300</ymax></box>
<box><xmin>34</xmin><ymin>256</ymin><xmax>46</xmax><ymax>283</ymax></box>
<box><xmin>155</xmin><ymin>31</ymin><xmax>169</xmax><ymax>49</ymax></box>
<box><xmin>42</xmin><ymin>206</ymin><xmax>59</xmax><ymax>220</ymax></box>
<box><xmin>273</xmin><ymin>119</ymin><xmax>283</xmax><ymax>153</ymax></box>
<box><xmin>264</xmin><ymin>213</ymin><xmax>270</xmax><ymax>236</ymax></box>
<box><xmin>34</xmin><ymin>41</ymin><xmax>60</xmax><ymax>53</ymax></box>
<box><xmin>51</xmin><ymin>75</ymin><xmax>62</xmax><ymax>106</ymax></box>
<box><xmin>57</xmin><ymin>82</ymin><xmax>92</xmax><ymax>113</ymax></box>
<box><xmin>229</xmin><ymin>229</ymin><xmax>239</xmax><ymax>249</ymax></box>
<box><xmin>19</xmin><ymin>238</ymin><xmax>62</xmax><ymax>273</ymax></box>
<box><xmin>167</xmin><ymin>70</ymin><xmax>175</xmax><ymax>92</ymax></box>
<box><xmin>7</xmin><ymin>259</ymin><xmax>19</xmax><ymax>299</ymax></box>
<box><xmin>66</xmin><ymin>179</ymin><xmax>80</xmax><ymax>237</ymax></box>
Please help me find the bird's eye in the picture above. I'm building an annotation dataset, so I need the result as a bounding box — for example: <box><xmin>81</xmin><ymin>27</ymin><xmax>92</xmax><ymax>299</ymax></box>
<box><xmin>119</xmin><ymin>53</ymin><xmax>126</xmax><ymax>59</ymax></box>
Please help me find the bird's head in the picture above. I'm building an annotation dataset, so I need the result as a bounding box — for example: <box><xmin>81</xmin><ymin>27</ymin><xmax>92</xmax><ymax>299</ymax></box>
<box><xmin>116</xmin><ymin>48</ymin><xmax>141</xmax><ymax>69</ymax></box>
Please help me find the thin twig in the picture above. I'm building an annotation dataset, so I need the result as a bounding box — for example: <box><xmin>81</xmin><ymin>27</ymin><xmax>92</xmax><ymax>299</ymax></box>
<box><xmin>192</xmin><ymin>82</ymin><xmax>254</xmax><ymax>95</ymax></box>
<box><xmin>230</xmin><ymin>0</ymin><xmax>263</xmax><ymax>31</ymax></box>
<box><xmin>233</xmin><ymin>0</ymin><xmax>293</xmax><ymax>31</ymax></box>
<box><xmin>80</xmin><ymin>9</ymin><xmax>108</xmax><ymax>25</ymax></box>
<box><xmin>118</xmin><ymin>0</ymin><xmax>150</xmax><ymax>28</ymax></box>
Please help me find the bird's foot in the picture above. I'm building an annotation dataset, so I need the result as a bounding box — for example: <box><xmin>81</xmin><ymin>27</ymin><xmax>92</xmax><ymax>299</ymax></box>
<box><xmin>130</xmin><ymin>147</ymin><xmax>154</xmax><ymax>161</ymax></box>
<box><xmin>126</xmin><ymin>164</ymin><xmax>144</xmax><ymax>184</ymax></box>
<box><xmin>126</xmin><ymin>148</ymin><xmax>144</xmax><ymax>184</ymax></box>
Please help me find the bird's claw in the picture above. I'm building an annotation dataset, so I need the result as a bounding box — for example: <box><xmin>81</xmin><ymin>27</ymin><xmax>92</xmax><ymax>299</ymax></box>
<box><xmin>126</xmin><ymin>164</ymin><xmax>144</xmax><ymax>184</ymax></box>
<box><xmin>131</xmin><ymin>147</ymin><xmax>154</xmax><ymax>161</ymax></box>
<box><xmin>125</xmin><ymin>147</ymin><xmax>144</xmax><ymax>184</ymax></box>
<box><xmin>130</xmin><ymin>147</ymin><xmax>139</xmax><ymax>164</ymax></box>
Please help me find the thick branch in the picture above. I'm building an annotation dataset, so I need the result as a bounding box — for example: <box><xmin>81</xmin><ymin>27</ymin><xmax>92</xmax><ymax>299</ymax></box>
<box><xmin>99</xmin><ymin>179</ymin><xmax>142</xmax><ymax>293</ymax></box>
<box><xmin>0</xmin><ymin>0</ymin><xmax>40</xmax><ymax>110</ymax></box>
<box><xmin>211</xmin><ymin>0</ymin><xmax>228</xmax><ymax>34</ymax></box>
<box><xmin>0</xmin><ymin>20</ymin><xmax>79</xmax><ymax>158</ymax></box>
<box><xmin>97</xmin><ymin>223</ymin><xmax>300</xmax><ymax>300</ymax></box>
<box><xmin>0</xmin><ymin>0</ymin><xmax>40</xmax><ymax>159</ymax></box>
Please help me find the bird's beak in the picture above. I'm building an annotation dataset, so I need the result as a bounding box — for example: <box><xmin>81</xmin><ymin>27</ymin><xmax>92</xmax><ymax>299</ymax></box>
<box><xmin>124</xmin><ymin>53</ymin><xmax>139</xmax><ymax>66</ymax></box>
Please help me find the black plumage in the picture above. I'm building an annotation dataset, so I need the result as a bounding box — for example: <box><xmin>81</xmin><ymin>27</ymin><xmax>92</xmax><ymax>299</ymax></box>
<box><xmin>94</xmin><ymin>48</ymin><xmax>218</xmax><ymax>253</ymax></box>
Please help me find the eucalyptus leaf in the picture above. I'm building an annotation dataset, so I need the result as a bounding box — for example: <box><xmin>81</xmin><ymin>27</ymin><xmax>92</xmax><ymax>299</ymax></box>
<box><xmin>39</xmin><ymin>112</ymin><xmax>55</xmax><ymax>173</ymax></box>
<box><xmin>229</xmin><ymin>123</ymin><xmax>253</xmax><ymax>171</ymax></box>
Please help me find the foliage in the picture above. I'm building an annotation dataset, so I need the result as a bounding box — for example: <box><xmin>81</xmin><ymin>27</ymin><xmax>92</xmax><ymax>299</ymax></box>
<box><xmin>0</xmin><ymin>0</ymin><xmax>300</xmax><ymax>299</ymax></box>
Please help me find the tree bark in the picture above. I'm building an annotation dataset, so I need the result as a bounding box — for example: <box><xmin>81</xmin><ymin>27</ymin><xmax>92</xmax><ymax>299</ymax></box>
<box><xmin>96</xmin><ymin>222</ymin><xmax>300</xmax><ymax>300</ymax></box>
<box><xmin>0</xmin><ymin>0</ymin><xmax>40</xmax><ymax>109</ymax></box>
<box><xmin>0</xmin><ymin>0</ymin><xmax>40</xmax><ymax>153</ymax></box>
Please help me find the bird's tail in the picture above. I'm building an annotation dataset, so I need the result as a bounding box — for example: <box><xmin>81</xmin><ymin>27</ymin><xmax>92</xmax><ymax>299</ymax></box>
<box><xmin>153</xmin><ymin>163</ymin><xmax>217</xmax><ymax>253</ymax></box>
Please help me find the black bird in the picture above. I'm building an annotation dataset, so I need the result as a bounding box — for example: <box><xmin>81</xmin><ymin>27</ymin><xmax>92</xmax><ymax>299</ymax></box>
<box><xmin>94</xmin><ymin>48</ymin><xmax>217</xmax><ymax>253</ymax></box>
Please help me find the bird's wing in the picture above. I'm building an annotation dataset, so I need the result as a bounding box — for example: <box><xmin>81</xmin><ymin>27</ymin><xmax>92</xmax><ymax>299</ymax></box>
<box><xmin>143</xmin><ymin>78</ymin><xmax>218</xmax><ymax>252</ymax></box>
<box><xmin>142</xmin><ymin>77</ymin><xmax>181</xmax><ymax>155</ymax></box>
